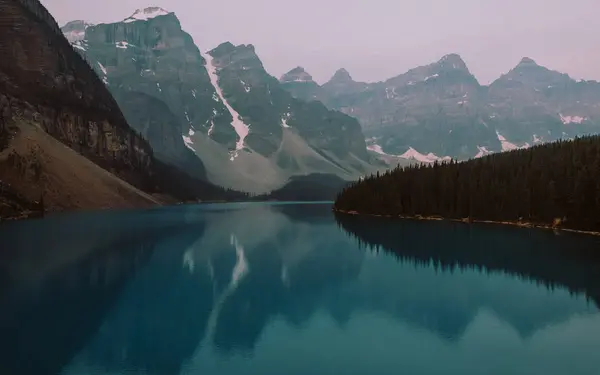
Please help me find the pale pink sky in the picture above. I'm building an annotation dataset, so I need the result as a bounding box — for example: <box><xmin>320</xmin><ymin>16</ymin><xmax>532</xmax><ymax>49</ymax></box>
<box><xmin>42</xmin><ymin>0</ymin><xmax>600</xmax><ymax>84</ymax></box>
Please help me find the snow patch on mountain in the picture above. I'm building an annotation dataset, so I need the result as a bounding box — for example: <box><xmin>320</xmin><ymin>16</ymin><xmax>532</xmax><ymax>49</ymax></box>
<box><xmin>560</xmin><ymin>114</ymin><xmax>586</xmax><ymax>124</ymax></box>
<box><xmin>97</xmin><ymin>62</ymin><xmax>108</xmax><ymax>84</ymax></box>
<box><xmin>241</xmin><ymin>80</ymin><xmax>251</xmax><ymax>93</ymax></box>
<box><xmin>368</xmin><ymin>144</ymin><xmax>449</xmax><ymax>163</ymax></box>
<box><xmin>496</xmin><ymin>131</ymin><xmax>518</xmax><ymax>151</ymax></box>
<box><xmin>72</xmin><ymin>41</ymin><xmax>86</xmax><ymax>51</ymax></box>
<box><xmin>124</xmin><ymin>7</ymin><xmax>170</xmax><ymax>23</ymax></box>
<box><xmin>533</xmin><ymin>134</ymin><xmax>542</xmax><ymax>143</ymax></box>
<box><xmin>97</xmin><ymin>62</ymin><xmax>107</xmax><ymax>75</ymax></box>
<box><xmin>367</xmin><ymin>144</ymin><xmax>388</xmax><ymax>156</ymax></box>
<box><xmin>203</xmin><ymin>52</ymin><xmax>250</xmax><ymax>160</ymax></box>
<box><xmin>401</xmin><ymin>147</ymin><xmax>450</xmax><ymax>163</ymax></box>
<box><xmin>183</xmin><ymin>128</ymin><xmax>196</xmax><ymax>151</ymax></box>
<box><xmin>281</xmin><ymin>113</ymin><xmax>291</xmax><ymax>128</ymax></box>
<box><xmin>474</xmin><ymin>146</ymin><xmax>492</xmax><ymax>158</ymax></box>
<box><xmin>116</xmin><ymin>41</ymin><xmax>133</xmax><ymax>49</ymax></box>
<box><xmin>496</xmin><ymin>131</ymin><xmax>530</xmax><ymax>151</ymax></box>
<box><xmin>424</xmin><ymin>74</ymin><xmax>439</xmax><ymax>82</ymax></box>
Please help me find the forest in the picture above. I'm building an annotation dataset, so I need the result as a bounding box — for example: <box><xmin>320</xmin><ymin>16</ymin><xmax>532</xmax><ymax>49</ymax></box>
<box><xmin>334</xmin><ymin>136</ymin><xmax>600</xmax><ymax>232</ymax></box>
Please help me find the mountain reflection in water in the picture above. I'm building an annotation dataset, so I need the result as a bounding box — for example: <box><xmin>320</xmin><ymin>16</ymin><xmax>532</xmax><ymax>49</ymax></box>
<box><xmin>1</xmin><ymin>203</ymin><xmax>599</xmax><ymax>375</ymax></box>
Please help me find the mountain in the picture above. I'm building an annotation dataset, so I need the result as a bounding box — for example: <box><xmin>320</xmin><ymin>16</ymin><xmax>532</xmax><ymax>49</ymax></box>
<box><xmin>281</xmin><ymin>54</ymin><xmax>600</xmax><ymax>160</ymax></box>
<box><xmin>63</xmin><ymin>9</ymin><xmax>377</xmax><ymax>193</ymax></box>
<box><xmin>0</xmin><ymin>0</ymin><xmax>245</xmax><ymax>219</ymax></box>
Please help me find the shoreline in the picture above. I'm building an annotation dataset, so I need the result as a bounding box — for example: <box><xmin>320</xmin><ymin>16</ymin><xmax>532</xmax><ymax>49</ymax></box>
<box><xmin>333</xmin><ymin>209</ymin><xmax>600</xmax><ymax>237</ymax></box>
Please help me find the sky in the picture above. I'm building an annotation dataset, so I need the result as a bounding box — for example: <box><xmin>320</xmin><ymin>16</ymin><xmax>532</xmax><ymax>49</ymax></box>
<box><xmin>41</xmin><ymin>0</ymin><xmax>600</xmax><ymax>85</ymax></box>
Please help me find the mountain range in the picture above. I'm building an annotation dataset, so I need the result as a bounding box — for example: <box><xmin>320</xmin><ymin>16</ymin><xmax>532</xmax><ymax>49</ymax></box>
<box><xmin>61</xmin><ymin>8</ymin><xmax>377</xmax><ymax>194</ymax></box>
<box><xmin>281</xmin><ymin>54</ymin><xmax>600</xmax><ymax>161</ymax></box>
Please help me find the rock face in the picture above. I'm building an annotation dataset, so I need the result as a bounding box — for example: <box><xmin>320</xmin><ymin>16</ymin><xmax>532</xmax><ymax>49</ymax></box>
<box><xmin>64</xmin><ymin>9</ymin><xmax>376</xmax><ymax>193</ymax></box>
<box><xmin>61</xmin><ymin>20</ymin><xmax>92</xmax><ymax>42</ymax></box>
<box><xmin>1</xmin><ymin>0</ymin><xmax>153</xmax><ymax>183</ymax></box>
<box><xmin>0</xmin><ymin>0</ymin><xmax>243</xmax><ymax>218</ymax></box>
<box><xmin>281</xmin><ymin>54</ymin><xmax>600</xmax><ymax>160</ymax></box>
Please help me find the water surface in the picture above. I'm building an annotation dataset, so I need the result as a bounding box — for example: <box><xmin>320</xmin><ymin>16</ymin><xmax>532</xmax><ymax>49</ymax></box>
<box><xmin>1</xmin><ymin>202</ymin><xmax>600</xmax><ymax>375</ymax></box>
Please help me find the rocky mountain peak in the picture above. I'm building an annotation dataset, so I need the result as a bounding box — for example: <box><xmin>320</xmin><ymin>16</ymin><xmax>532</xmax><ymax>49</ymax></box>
<box><xmin>61</xmin><ymin>20</ymin><xmax>92</xmax><ymax>42</ymax></box>
<box><xmin>329</xmin><ymin>68</ymin><xmax>354</xmax><ymax>84</ymax></box>
<box><xmin>518</xmin><ymin>57</ymin><xmax>538</xmax><ymax>66</ymax></box>
<box><xmin>437</xmin><ymin>53</ymin><xmax>469</xmax><ymax>72</ymax></box>
<box><xmin>123</xmin><ymin>7</ymin><xmax>172</xmax><ymax>23</ymax></box>
<box><xmin>280</xmin><ymin>66</ymin><xmax>315</xmax><ymax>83</ymax></box>
<box><xmin>209</xmin><ymin>42</ymin><xmax>237</xmax><ymax>57</ymax></box>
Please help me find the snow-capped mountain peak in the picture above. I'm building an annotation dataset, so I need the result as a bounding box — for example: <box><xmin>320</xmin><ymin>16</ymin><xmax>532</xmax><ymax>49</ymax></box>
<box><xmin>124</xmin><ymin>7</ymin><xmax>171</xmax><ymax>23</ymax></box>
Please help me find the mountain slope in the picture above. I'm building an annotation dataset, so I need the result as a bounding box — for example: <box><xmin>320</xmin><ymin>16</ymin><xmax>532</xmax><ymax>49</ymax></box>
<box><xmin>281</xmin><ymin>55</ymin><xmax>600</xmax><ymax>160</ymax></box>
<box><xmin>0</xmin><ymin>0</ymin><xmax>244</xmax><ymax>219</ymax></box>
<box><xmin>64</xmin><ymin>10</ymin><xmax>378</xmax><ymax>193</ymax></box>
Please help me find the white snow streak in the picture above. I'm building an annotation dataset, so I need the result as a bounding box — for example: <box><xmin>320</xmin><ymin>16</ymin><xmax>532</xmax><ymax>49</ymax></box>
<box><xmin>281</xmin><ymin>112</ymin><xmax>291</xmax><ymax>128</ymax></box>
<box><xmin>241</xmin><ymin>80</ymin><xmax>251</xmax><ymax>93</ymax></box>
<box><xmin>400</xmin><ymin>147</ymin><xmax>450</xmax><ymax>163</ymax></box>
<box><xmin>115</xmin><ymin>41</ymin><xmax>133</xmax><ymax>49</ymax></box>
<box><xmin>533</xmin><ymin>134</ymin><xmax>542</xmax><ymax>143</ymax></box>
<box><xmin>203</xmin><ymin>52</ymin><xmax>250</xmax><ymax>160</ymax></box>
<box><xmin>367</xmin><ymin>144</ymin><xmax>387</xmax><ymax>155</ymax></box>
<box><xmin>496</xmin><ymin>131</ymin><xmax>530</xmax><ymax>151</ymax></box>
<box><xmin>156</xmin><ymin>82</ymin><xmax>161</xmax><ymax>92</ymax></box>
<box><xmin>207</xmin><ymin>121</ymin><xmax>215</xmax><ymax>136</ymax></box>
<box><xmin>424</xmin><ymin>73</ymin><xmax>439</xmax><ymax>82</ymax></box>
<box><xmin>124</xmin><ymin>7</ymin><xmax>169</xmax><ymax>23</ymax></box>
<box><xmin>73</xmin><ymin>42</ymin><xmax>86</xmax><ymax>51</ymax></box>
<box><xmin>559</xmin><ymin>114</ymin><xmax>586</xmax><ymax>124</ymax></box>
<box><xmin>182</xmin><ymin>135</ymin><xmax>195</xmax><ymax>151</ymax></box>
<box><xmin>191</xmin><ymin>89</ymin><xmax>197</xmax><ymax>98</ymax></box>
<box><xmin>97</xmin><ymin>62</ymin><xmax>107</xmax><ymax>75</ymax></box>
<box><xmin>368</xmin><ymin>144</ymin><xmax>449</xmax><ymax>163</ymax></box>
<box><xmin>474</xmin><ymin>146</ymin><xmax>492</xmax><ymax>158</ymax></box>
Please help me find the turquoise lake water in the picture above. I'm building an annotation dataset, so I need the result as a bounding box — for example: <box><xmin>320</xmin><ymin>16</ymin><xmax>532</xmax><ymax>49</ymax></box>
<box><xmin>1</xmin><ymin>202</ymin><xmax>600</xmax><ymax>375</ymax></box>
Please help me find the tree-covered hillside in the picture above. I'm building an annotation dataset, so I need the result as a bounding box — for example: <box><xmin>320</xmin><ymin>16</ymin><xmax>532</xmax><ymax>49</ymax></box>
<box><xmin>335</xmin><ymin>136</ymin><xmax>600</xmax><ymax>231</ymax></box>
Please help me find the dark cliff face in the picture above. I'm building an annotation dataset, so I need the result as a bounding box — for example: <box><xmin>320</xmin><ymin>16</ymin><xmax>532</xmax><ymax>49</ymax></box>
<box><xmin>112</xmin><ymin>91</ymin><xmax>207</xmax><ymax>178</ymax></box>
<box><xmin>0</xmin><ymin>0</ymin><xmax>153</xmax><ymax>182</ymax></box>
<box><xmin>0</xmin><ymin>0</ymin><xmax>247</xmax><ymax>217</ymax></box>
<box><xmin>73</xmin><ymin>11</ymin><xmax>239</xmax><ymax>177</ymax></box>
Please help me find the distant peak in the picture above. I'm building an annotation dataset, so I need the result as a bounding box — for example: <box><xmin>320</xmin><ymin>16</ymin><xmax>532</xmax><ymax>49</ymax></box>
<box><xmin>330</xmin><ymin>68</ymin><xmax>354</xmax><ymax>83</ymax></box>
<box><xmin>518</xmin><ymin>57</ymin><xmax>538</xmax><ymax>66</ymax></box>
<box><xmin>124</xmin><ymin>7</ymin><xmax>171</xmax><ymax>23</ymax></box>
<box><xmin>61</xmin><ymin>20</ymin><xmax>92</xmax><ymax>29</ymax></box>
<box><xmin>208</xmin><ymin>42</ymin><xmax>237</xmax><ymax>58</ymax></box>
<box><xmin>437</xmin><ymin>53</ymin><xmax>468</xmax><ymax>71</ymax></box>
<box><xmin>61</xmin><ymin>20</ymin><xmax>92</xmax><ymax>42</ymax></box>
<box><xmin>280</xmin><ymin>66</ymin><xmax>314</xmax><ymax>83</ymax></box>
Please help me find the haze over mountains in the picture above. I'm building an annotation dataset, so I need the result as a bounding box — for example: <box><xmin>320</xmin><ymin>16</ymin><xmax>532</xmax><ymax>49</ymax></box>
<box><xmin>281</xmin><ymin>55</ymin><xmax>600</xmax><ymax>160</ymax></box>
<box><xmin>61</xmin><ymin>5</ymin><xmax>600</xmax><ymax>169</ymax></box>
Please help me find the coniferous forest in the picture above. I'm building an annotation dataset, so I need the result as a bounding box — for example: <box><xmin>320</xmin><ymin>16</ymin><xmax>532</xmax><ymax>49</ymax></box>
<box><xmin>334</xmin><ymin>136</ymin><xmax>600</xmax><ymax>232</ymax></box>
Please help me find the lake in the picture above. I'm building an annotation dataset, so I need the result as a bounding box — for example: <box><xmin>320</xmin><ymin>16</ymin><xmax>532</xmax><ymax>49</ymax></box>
<box><xmin>1</xmin><ymin>202</ymin><xmax>600</xmax><ymax>375</ymax></box>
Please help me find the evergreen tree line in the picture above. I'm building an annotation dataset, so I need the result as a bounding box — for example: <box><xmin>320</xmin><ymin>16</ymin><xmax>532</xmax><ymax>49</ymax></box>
<box><xmin>334</xmin><ymin>136</ymin><xmax>600</xmax><ymax>231</ymax></box>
